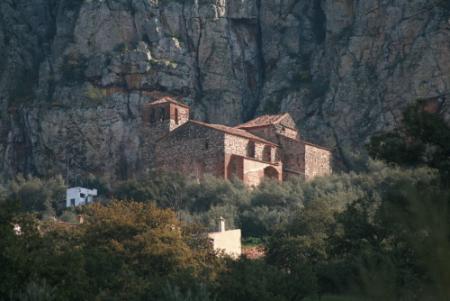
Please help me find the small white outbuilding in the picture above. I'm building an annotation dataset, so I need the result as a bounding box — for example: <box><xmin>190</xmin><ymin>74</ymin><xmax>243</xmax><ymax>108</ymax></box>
<box><xmin>208</xmin><ymin>217</ymin><xmax>241</xmax><ymax>259</ymax></box>
<box><xmin>66</xmin><ymin>187</ymin><xmax>97</xmax><ymax>208</ymax></box>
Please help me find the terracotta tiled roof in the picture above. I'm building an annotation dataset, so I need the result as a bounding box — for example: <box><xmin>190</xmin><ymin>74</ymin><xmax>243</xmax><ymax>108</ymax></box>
<box><xmin>236</xmin><ymin>113</ymin><xmax>289</xmax><ymax>129</ymax></box>
<box><xmin>278</xmin><ymin>134</ymin><xmax>332</xmax><ymax>151</ymax></box>
<box><xmin>303</xmin><ymin>140</ymin><xmax>332</xmax><ymax>151</ymax></box>
<box><xmin>146</xmin><ymin>97</ymin><xmax>190</xmax><ymax>108</ymax></box>
<box><xmin>191</xmin><ymin>120</ymin><xmax>278</xmax><ymax>146</ymax></box>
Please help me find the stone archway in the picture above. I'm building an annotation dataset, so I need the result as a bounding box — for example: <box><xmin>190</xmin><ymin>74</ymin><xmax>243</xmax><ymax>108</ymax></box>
<box><xmin>264</xmin><ymin>166</ymin><xmax>279</xmax><ymax>180</ymax></box>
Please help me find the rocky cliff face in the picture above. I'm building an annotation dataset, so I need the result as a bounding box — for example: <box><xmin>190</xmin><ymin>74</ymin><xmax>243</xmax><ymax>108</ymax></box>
<box><xmin>0</xmin><ymin>0</ymin><xmax>449</xmax><ymax>180</ymax></box>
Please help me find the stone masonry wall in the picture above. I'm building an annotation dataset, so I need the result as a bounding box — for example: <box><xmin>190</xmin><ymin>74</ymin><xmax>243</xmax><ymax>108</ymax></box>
<box><xmin>304</xmin><ymin>144</ymin><xmax>332</xmax><ymax>180</ymax></box>
<box><xmin>246</xmin><ymin>124</ymin><xmax>300</xmax><ymax>145</ymax></box>
<box><xmin>245</xmin><ymin>126</ymin><xmax>279</xmax><ymax>144</ymax></box>
<box><xmin>274</xmin><ymin>124</ymin><xmax>300</xmax><ymax>140</ymax></box>
<box><xmin>224</xmin><ymin>133</ymin><xmax>282</xmax><ymax>185</ymax></box>
<box><xmin>243</xmin><ymin>158</ymin><xmax>282</xmax><ymax>186</ymax></box>
<box><xmin>155</xmin><ymin>123</ymin><xmax>225</xmax><ymax>178</ymax></box>
<box><xmin>169</xmin><ymin>105</ymin><xmax>189</xmax><ymax>131</ymax></box>
<box><xmin>224</xmin><ymin>134</ymin><xmax>278</xmax><ymax>163</ymax></box>
<box><xmin>277</xmin><ymin>135</ymin><xmax>305</xmax><ymax>179</ymax></box>
<box><xmin>142</xmin><ymin>102</ymin><xmax>172</xmax><ymax>141</ymax></box>
<box><xmin>1</xmin><ymin>0</ymin><xmax>449</xmax><ymax>180</ymax></box>
<box><xmin>278</xmin><ymin>115</ymin><xmax>297</xmax><ymax>129</ymax></box>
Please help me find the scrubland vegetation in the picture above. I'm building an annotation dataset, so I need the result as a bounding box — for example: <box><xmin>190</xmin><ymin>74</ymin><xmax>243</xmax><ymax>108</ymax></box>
<box><xmin>1</xmin><ymin>101</ymin><xmax>449</xmax><ymax>300</ymax></box>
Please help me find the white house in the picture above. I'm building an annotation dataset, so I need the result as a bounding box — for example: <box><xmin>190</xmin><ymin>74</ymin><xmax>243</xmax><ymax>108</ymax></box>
<box><xmin>208</xmin><ymin>217</ymin><xmax>241</xmax><ymax>259</ymax></box>
<box><xmin>66</xmin><ymin>187</ymin><xmax>98</xmax><ymax>208</ymax></box>
<box><xmin>13</xmin><ymin>224</ymin><xmax>22</xmax><ymax>235</ymax></box>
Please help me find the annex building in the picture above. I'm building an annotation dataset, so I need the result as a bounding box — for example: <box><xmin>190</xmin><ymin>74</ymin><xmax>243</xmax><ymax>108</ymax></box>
<box><xmin>146</xmin><ymin>97</ymin><xmax>332</xmax><ymax>186</ymax></box>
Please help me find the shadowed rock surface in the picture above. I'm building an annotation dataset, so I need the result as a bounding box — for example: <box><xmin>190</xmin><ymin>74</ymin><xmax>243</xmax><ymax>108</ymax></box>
<box><xmin>0</xmin><ymin>0</ymin><xmax>449</xmax><ymax>180</ymax></box>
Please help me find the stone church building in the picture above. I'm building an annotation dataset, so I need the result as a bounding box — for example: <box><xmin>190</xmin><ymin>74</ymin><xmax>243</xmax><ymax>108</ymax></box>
<box><xmin>145</xmin><ymin>97</ymin><xmax>332</xmax><ymax>186</ymax></box>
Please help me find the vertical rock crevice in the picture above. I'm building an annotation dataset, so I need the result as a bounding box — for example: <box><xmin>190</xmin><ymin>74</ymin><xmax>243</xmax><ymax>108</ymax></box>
<box><xmin>249</xmin><ymin>0</ymin><xmax>266</xmax><ymax>122</ymax></box>
<box><xmin>0</xmin><ymin>0</ymin><xmax>449</xmax><ymax>179</ymax></box>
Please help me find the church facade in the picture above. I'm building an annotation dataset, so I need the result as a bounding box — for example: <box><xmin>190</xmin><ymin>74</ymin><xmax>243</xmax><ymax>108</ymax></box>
<box><xmin>146</xmin><ymin>97</ymin><xmax>331</xmax><ymax>186</ymax></box>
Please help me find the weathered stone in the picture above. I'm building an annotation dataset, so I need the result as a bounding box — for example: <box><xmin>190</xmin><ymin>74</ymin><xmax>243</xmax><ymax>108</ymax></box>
<box><xmin>0</xmin><ymin>0</ymin><xmax>448</xmax><ymax>180</ymax></box>
<box><xmin>153</xmin><ymin>98</ymin><xmax>331</xmax><ymax>185</ymax></box>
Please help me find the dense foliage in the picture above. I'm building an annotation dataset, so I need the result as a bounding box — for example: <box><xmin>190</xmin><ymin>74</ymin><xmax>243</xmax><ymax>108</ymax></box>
<box><xmin>1</xmin><ymin>102</ymin><xmax>449</xmax><ymax>300</ymax></box>
<box><xmin>1</xmin><ymin>162</ymin><xmax>448</xmax><ymax>300</ymax></box>
<box><xmin>367</xmin><ymin>99</ymin><xmax>450</xmax><ymax>185</ymax></box>
<box><xmin>0</xmin><ymin>201</ymin><xmax>220</xmax><ymax>300</ymax></box>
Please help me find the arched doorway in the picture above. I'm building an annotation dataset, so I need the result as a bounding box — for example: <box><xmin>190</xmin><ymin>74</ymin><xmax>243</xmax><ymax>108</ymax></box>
<box><xmin>264</xmin><ymin>166</ymin><xmax>279</xmax><ymax>180</ymax></box>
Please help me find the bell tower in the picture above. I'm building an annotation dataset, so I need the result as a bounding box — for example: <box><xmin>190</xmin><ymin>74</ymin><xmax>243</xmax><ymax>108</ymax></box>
<box><xmin>143</xmin><ymin>97</ymin><xmax>190</xmax><ymax>140</ymax></box>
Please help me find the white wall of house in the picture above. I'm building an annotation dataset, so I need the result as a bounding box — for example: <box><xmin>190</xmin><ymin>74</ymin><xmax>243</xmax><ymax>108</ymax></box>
<box><xmin>66</xmin><ymin>187</ymin><xmax>98</xmax><ymax>208</ymax></box>
<box><xmin>208</xmin><ymin>218</ymin><xmax>241</xmax><ymax>258</ymax></box>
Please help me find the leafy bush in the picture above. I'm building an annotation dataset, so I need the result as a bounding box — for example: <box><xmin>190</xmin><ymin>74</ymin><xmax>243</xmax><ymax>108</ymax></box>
<box><xmin>367</xmin><ymin>100</ymin><xmax>450</xmax><ymax>185</ymax></box>
<box><xmin>161</xmin><ymin>284</ymin><xmax>216</xmax><ymax>301</ymax></box>
<box><xmin>113</xmin><ymin>171</ymin><xmax>188</xmax><ymax>210</ymax></box>
<box><xmin>0</xmin><ymin>201</ymin><xmax>220</xmax><ymax>300</ymax></box>
<box><xmin>7</xmin><ymin>175</ymin><xmax>67</xmax><ymax>216</ymax></box>
<box><xmin>186</xmin><ymin>176</ymin><xmax>250</xmax><ymax>212</ymax></box>
<box><xmin>16</xmin><ymin>280</ymin><xmax>56</xmax><ymax>301</ymax></box>
<box><xmin>215</xmin><ymin>258</ymin><xmax>317</xmax><ymax>301</ymax></box>
<box><xmin>1</xmin><ymin>128</ymin><xmax>446</xmax><ymax>301</ymax></box>
<box><xmin>265</xmin><ymin>164</ymin><xmax>442</xmax><ymax>298</ymax></box>
<box><xmin>74</xmin><ymin>174</ymin><xmax>111</xmax><ymax>198</ymax></box>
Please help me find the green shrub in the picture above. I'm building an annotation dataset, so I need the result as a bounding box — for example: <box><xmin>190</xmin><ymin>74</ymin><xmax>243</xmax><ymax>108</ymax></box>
<box><xmin>8</xmin><ymin>175</ymin><xmax>67</xmax><ymax>216</ymax></box>
<box><xmin>161</xmin><ymin>283</ymin><xmax>216</xmax><ymax>301</ymax></box>
<box><xmin>16</xmin><ymin>280</ymin><xmax>56</xmax><ymax>301</ymax></box>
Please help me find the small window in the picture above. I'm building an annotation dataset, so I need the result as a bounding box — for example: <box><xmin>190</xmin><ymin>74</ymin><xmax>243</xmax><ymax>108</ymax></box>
<box><xmin>174</xmin><ymin>108</ymin><xmax>179</xmax><ymax>125</ymax></box>
<box><xmin>205</xmin><ymin>140</ymin><xmax>209</xmax><ymax>150</ymax></box>
<box><xmin>274</xmin><ymin>149</ymin><xmax>280</xmax><ymax>161</ymax></box>
<box><xmin>159</xmin><ymin>108</ymin><xmax>166</xmax><ymax>121</ymax></box>
<box><xmin>80</xmin><ymin>193</ymin><xmax>86</xmax><ymax>198</ymax></box>
<box><xmin>246</xmin><ymin>141</ymin><xmax>256</xmax><ymax>158</ymax></box>
<box><xmin>263</xmin><ymin>145</ymin><xmax>272</xmax><ymax>162</ymax></box>
<box><xmin>149</xmin><ymin>109</ymin><xmax>155</xmax><ymax>124</ymax></box>
<box><xmin>70</xmin><ymin>199</ymin><xmax>76</xmax><ymax>206</ymax></box>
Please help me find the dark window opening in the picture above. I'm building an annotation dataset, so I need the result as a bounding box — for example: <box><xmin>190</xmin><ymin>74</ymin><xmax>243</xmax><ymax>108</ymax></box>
<box><xmin>263</xmin><ymin>145</ymin><xmax>272</xmax><ymax>162</ymax></box>
<box><xmin>205</xmin><ymin>140</ymin><xmax>209</xmax><ymax>150</ymax></box>
<box><xmin>247</xmin><ymin>141</ymin><xmax>256</xmax><ymax>158</ymax></box>
<box><xmin>264</xmin><ymin>166</ymin><xmax>279</xmax><ymax>180</ymax></box>
<box><xmin>149</xmin><ymin>109</ymin><xmax>155</xmax><ymax>124</ymax></box>
<box><xmin>70</xmin><ymin>199</ymin><xmax>76</xmax><ymax>206</ymax></box>
<box><xmin>80</xmin><ymin>193</ymin><xmax>86</xmax><ymax>198</ymax></box>
<box><xmin>274</xmin><ymin>149</ymin><xmax>280</xmax><ymax>161</ymax></box>
<box><xmin>159</xmin><ymin>108</ymin><xmax>166</xmax><ymax>121</ymax></box>
<box><xmin>174</xmin><ymin>108</ymin><xmax>179</xmax><ymax>125</ymax></box>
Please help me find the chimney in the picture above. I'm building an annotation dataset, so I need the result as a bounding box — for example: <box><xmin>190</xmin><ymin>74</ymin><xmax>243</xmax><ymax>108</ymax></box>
<box><xmin>219</xmin><ymin>217</ymin><xmax>226</xmax><ymax>232</ymax></box>
<box><xmin>77</xmin><ymin>215</ymin><xmax>84</xmax><ymax>224</ymax></box>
